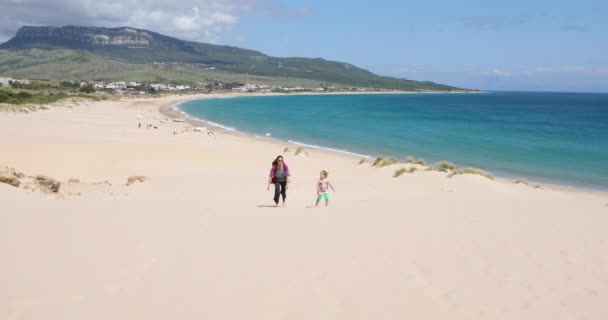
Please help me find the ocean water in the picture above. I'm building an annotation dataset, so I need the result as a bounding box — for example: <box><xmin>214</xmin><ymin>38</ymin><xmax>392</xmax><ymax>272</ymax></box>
<box><xmin>177</xmin><ymin>92</ymin><xmax>608</xmax><ymax>190</ymax></box>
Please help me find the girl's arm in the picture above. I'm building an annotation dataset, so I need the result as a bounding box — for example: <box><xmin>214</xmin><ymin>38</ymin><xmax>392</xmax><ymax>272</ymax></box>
<box><xmin>328</xmin><ymin>181</ymin><xmax>336</xmax><ymax>192</ymax></box>
<box><xmin>315</xmin><ymin>180</ymin><xmax>320</xmax><ymax>193</ymax></box>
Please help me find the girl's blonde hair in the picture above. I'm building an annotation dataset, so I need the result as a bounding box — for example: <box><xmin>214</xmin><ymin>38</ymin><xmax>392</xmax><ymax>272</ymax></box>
<box><xmin>320</xmin><ymin>170</ymin><xmax>328</xmax><ymax>177</ymax></box>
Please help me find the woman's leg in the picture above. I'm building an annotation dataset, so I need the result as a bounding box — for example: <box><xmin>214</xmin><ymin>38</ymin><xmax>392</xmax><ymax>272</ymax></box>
<box><xmin>273</xmin><ymin>182</ymin><xmax>281</xmax><ymax>205</ymax></box>
<box><xmin>280</xmin><ymin>181</ymin><xmax>287</xmax><ymax>204</ymax></box>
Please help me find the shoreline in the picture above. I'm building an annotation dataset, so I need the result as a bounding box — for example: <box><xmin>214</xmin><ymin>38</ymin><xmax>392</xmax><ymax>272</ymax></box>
<box><xmin>160</xmin><ymin>92</ymin><xmax>608</xmax><ymax>196</ymax></box>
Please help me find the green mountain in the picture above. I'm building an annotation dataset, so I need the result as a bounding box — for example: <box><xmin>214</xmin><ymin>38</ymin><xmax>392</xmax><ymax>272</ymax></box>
<box><xmin>0</xmin><ymin>26</ymin><xmax>464</xmax><ymax>91</ymax></box>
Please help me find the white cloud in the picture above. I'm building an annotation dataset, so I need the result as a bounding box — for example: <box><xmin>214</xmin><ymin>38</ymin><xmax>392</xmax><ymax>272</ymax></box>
<box><xmin>527</xmin><ymin>66</ymin><xmax>608</xmax><ymax>78</ymax></box>
<box><xmin>478</xmin><ymin>68</ymin><xmax>512</xmax><ymax>77</ymax></box>
<box><xmin>0</xmin><ymin>0</ymin><xmax>310</xmax><ymax>43</ymax></box>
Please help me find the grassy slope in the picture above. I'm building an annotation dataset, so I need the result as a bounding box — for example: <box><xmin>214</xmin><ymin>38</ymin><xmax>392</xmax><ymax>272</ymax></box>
<box><xmin>0</xmin><ymin>49</ymin><xmax>342</xmax><ymax>88</ymax></box>
<box><xmin>0</xmin><ymin>49</ymin><xmax>463</xmax><ymax>90</ymax></box>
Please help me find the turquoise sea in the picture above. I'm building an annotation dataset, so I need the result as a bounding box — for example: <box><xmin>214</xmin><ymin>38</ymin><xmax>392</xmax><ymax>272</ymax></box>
<box><xmin>177</xmin><ymin>92</ymin><xmax>608</xmax><ymax>190</ymax></box>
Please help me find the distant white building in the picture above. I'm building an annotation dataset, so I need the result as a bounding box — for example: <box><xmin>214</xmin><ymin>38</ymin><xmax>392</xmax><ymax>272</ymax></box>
<box><xmin>105</xmin><ymin>81</ymin><xmax>126</xmax><ymax>90</ymax></box>
<box><xmin>0</xmin><ymin>77</ymin><xmax>13</xmax><ymax>85</ymax></box>
<box><xmin>232</xmin><ymin>83</ymin><xmax>257</xmax><ymax>92</ymax></box>
<box><xmin>1</xmin><ymin>78</ymin><xmax>31</xmax><ymax>85</ymax></box>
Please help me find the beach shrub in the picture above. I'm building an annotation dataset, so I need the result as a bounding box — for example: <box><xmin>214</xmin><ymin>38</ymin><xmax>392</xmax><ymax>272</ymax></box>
<box><xmin>394</xmin><ymin>168</ymin><xmax>406</xmax><ymax>177</ymax></box>
<box><xmin>0</xmin><ymin>88</ymin><xmax>68</xmax><ymax>105</ymax></box>
<box><xmin>295</xmin><ymin>147</ymin><xmax>303</xmax><ymax>155</ymax></box>
<box><xmin>416</xmin><ymin>159</ymin><xmax>427</xmax><ymax>166</ymax></box>
<box><xmin>514</xmin><ymin>179</ymin><xmax>542</xmax><ymax>189</ymax></box>
<box><xmin>450</xmin><ymin>167</ymin><xmax>494</xmax><ymax>180</ymax></box>
<box><xmin>373</xmin><ymin>156</ymin><xmax>398</xmax><ymax>167</ymax></box>
<box><xmin>405</xmin><ymin>156</ymin><xmax>416</xmax><ymax>164</ymax></box>
<box><xmin>407</xmin><ymin>167</ymin><xmax>417</xmax><ymax>174</ymax></box>
<box><xmin>0</xmin><ymin>91</ymin><xmax>10</xmax><ymax>103</ymax></box>
<box><xmin>372</xmin><ymin>157</ymin><xmax>384</xmax><ymax>166</ymax></box>
<box><xmin>435</xmin><ymin>160</ymin><xmax>456</xmax><ymax>172</ymax></box>
<box><xmin>17</xmin><ymin>91</ymin><xmax>32</xmax><ymax>99</ymax></box>
<box><xmin>79</xmin><ymin>85</ymin><xmax>95</xmax><ymax>93</ymax></box>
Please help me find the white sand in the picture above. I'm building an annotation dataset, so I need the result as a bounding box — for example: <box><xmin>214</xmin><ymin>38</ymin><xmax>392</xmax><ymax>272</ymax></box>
<box><xmin>1</xmin><ymin>94</ymin><xmax>607</xmax><ymax>320</ymax></box>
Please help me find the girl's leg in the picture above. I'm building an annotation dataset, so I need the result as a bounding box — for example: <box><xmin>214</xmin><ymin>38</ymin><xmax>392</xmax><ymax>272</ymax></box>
<box><xmin>315</xmin><ymin>193</ymin><xmax>322</xmax><ymax>206</ymax></box>
<box><xmin>325</xmin><ymin>192</ymin><xmax>330</xmax><ymax>207</ymax></box>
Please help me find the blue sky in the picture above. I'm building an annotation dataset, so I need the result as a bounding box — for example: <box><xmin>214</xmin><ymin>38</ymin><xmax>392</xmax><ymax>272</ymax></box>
<box><xmin>232</xmin><ymin>0</ymin><xmax>608</xmax><ymax>92</ymax></box>
<box><xmin>1</xmin><ymin>0</ymin><xmax>606</xmax><ymax>92</ymax></box>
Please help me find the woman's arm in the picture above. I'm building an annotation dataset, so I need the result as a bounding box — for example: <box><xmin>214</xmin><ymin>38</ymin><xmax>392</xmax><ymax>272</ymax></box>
<box><xmin>285</xmin><ymin>164</ymin><xmax>291</xmax><ymax>180</ymax></box>
<box><xmin>267</xmin><ymin>167</ymin><xmax>275</xmax><ymax>190</ymax></box>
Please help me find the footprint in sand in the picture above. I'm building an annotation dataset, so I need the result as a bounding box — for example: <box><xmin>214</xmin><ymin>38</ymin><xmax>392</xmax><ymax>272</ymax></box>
<box><xmin>70</xmin><ymin>293</ymin><xmax>87</xmax><ymax>303</ymax></box>
<box><xmin>10</xmin><ymin>298</ymin><xmax>39</xmax><ymax>308</ymax></box>
<box><xmin>103</xmin><ymin>284</ymin><xmax>129</xmax><ymax>294</ymax></box>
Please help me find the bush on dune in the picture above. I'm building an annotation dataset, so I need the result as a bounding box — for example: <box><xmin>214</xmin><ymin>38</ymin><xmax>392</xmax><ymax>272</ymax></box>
<box><xmin>372</xmin><ymin>156</ymin><xmax>398</xmax><ymax>167</ymax></box>
<box><xmin>449</xmin><ymin>167</ymin><xmax>494</xmax><ymax>180</ymax></box>
<box><xmin>394</xmin><ymin>168</ymin><xmax>406</xmax><ymax>177</ymax></box>
<box><xmin>514</xmin><ymin>178</ymin><xmax>543</xmax><ymax>189</ymax></box>
<box><xmin>514</xmin><ymin>178</ymin><xmax>529</xmax><ymax>185</ymax></box>
<box><xmin>435</xmin><ymin>160</ymin><xmax>456</xmax><ymax>172</ymax></box>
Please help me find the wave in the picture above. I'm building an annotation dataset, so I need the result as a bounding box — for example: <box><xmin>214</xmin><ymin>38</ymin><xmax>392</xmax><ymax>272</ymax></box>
<box><xmin>287</xmin><ymin>140</ymin><xmax>372</xmax><ymax>158</ymax></box>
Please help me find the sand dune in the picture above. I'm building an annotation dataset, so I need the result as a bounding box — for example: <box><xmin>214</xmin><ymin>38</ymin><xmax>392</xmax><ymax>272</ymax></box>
<box><xmin>1</xmin><ymin>94</ymin><xmax>607</xmax><ymax>319</ymax></box>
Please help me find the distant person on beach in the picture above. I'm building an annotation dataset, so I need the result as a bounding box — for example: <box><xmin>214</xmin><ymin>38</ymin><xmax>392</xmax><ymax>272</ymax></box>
<box><xmin>267</xmin><ymin>155</ymin><xmax>290</xmax><ymax>207</ymax></box>
<box><xmin>315</xmin><ymin>170</ymin><xmax>335</xmax><ymax>207</ymax></box>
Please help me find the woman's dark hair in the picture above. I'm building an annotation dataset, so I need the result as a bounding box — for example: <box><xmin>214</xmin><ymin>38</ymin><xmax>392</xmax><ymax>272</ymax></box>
<box><xmin>272</xmin><ymin>155</ymin><xmax>284</xmax><ymax>166</ymax></box>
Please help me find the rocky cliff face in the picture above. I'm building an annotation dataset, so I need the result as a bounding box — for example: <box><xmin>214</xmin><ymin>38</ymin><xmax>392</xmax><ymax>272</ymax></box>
<box><xmin>3</xmin><ymin>26</ymin><xmax>154</xmax><ymax>49</ymax></box>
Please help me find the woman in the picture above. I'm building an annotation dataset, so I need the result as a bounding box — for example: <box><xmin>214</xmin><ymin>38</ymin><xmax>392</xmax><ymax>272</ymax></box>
<box><xmin>267</xmin><ymin>155</ymin><xmax>291</xmax><ymax>207</ymax></box>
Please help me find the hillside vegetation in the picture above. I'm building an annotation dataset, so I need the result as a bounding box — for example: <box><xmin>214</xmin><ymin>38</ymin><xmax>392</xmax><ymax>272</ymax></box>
<box><xmin>0</xmin><ymin>26</ymin><xmax>465</xmax><ymax>91</ymax></box>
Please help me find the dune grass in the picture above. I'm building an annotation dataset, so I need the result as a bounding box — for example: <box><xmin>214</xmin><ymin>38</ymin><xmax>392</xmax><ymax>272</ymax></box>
<box><xmin>416</xmin><ymin>159</ymin><xmax>427</xmax><ymax>166</ymax></box>
<box><xmin>358</xmin><ymin>158</ymin><xmax>368</xmax><ymax>165</ymax></box>
<box><xmin>283</xmin><ymin>147</ymin><xmax>290</xmax><ymax>152</ymax></box>
<box><xmin>407</xmin><ymin>167</ymin><xmax>417</xmax><ymax>174</ymax></box>
<box><xmin>371</xmin><ymin>157</ymin><xmax>383</xmax><ymax>166</ymax></box>
<box><xmin>0</xmin><ymin>89</ymin><xmax>66</xmax><ymax>105</ymax></box>
<box><xmin>435</xmin><ymin>160</ymin><xmax>456</xmax><ymax>172</ymax></box>
<box><xmin>372</xmin><ymin>156</ymin><xmax>398</xmax><ymax>167</ymax></box>
<box><xmin>295</xmin><ymin>147</ymin><xmax>303</xmax><ymax>156</ymax></box>
<box><xmin>449</xmin><ymin>167</ymin><xmax>494</xmax><ymax>180</ymax></box>
<box><xmin>405</xmin><ymin>156</ymin><xmax>416</xmax><ymax>164</ymax></box>
<box><xmin>514</xmin><ymin>178</ymin><xmax>543</xmax><ymax>189</ymax></box>
<box><xmin>393</xmin><ymin>168</ymin><xmax>406</xmax><ymax>177</ymax></box>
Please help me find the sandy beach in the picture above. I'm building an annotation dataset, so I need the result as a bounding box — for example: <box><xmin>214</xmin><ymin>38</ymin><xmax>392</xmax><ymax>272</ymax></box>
<box><xmin>1</xmin><ymin>93</ymin><xmax>607</xmax><ymax>320</ymax></box>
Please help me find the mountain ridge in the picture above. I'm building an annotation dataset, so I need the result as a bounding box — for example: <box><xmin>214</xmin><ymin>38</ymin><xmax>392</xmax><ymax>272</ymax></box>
<box><xmin>0</xmin><ymin>25</ymin><xmax>465</xmax><ymax>91</ymax></box>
